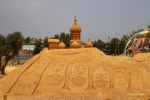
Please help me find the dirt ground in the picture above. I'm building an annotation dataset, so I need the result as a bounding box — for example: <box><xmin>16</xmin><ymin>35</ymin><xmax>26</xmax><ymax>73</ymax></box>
<box><xmin>0</xmin><ymin>92</ymin><xmax>150</xmax><ymax>100</ymax></box>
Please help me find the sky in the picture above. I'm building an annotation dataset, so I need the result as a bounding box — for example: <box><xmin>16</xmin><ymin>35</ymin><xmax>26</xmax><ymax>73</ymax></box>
<box><xmin>0</xmin><ymin>0</ymin><xmax>150</xmax><ymax>43</ymax></box>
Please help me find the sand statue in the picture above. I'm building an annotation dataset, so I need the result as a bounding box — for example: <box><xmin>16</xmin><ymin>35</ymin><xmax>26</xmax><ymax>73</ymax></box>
<box><xmin>0</xmin><ymin>17</ymin><xmax>150</xmax><ymax>100</ymax></box>
<box><xmin>70</xmin><ymin>16</ymin><xmax>82</xmax><ymax>48</ymax></box>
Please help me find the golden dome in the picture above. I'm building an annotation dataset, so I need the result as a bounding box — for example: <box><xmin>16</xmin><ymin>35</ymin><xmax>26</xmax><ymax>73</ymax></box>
<box><xmin>71</xmin><ymin>40</ymin><xmax>80</xmax><ymax>48</ymax></box>
<box><xmin>58</xmin><ymin>41</ymin><xmax>66</xmax><ymax>49</ymax></box>
<box><xmin>70</xmin><ymin>16</ymin><xmax>81</xmax><ymax>33</ymax></box>
<box><xmin>85</xmin><ymin>39</ymin><xmax>93</xmax><ymax>48</ymax></box>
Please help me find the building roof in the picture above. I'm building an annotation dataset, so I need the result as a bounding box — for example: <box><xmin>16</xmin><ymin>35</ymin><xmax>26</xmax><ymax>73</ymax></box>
<box><xmin>22</xmin><ymin>45</ymin><xmax>35</xmax><ymax>50</ymax></box>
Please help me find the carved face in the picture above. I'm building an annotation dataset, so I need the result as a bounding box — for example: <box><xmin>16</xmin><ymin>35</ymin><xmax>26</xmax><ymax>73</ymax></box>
<box><xmin>35</xmin><ymin>60</ymin><xmax>48</xmax><ymax>69</ymax></box>
<box><xmin>52</xmin><ymin>61</ymin><xmax>66</xmax><ymax>72</ymax></box>
<box><xmin>74</xmin><ymin>64</ymin><xmax>87</xmax><ymax>74</ymax></box>
<box><xmin>95</xmin><ymin>67</ymin><xmax>107</xmax><ymax>76</ymax></box>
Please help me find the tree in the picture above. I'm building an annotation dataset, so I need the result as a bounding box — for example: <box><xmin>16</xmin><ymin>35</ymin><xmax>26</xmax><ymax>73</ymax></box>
<box><xmin>0</xmin><ymin>34</ymin><xmax>6</xmax><ymax>73</ymax></box>
<box><xmin>42</xmin><ymin>36</ymin><xmax>49</xmax><ymax>49</ymax></box>
<box><xmin>33</xmin><ymin>40</ymin><xmax>42</xmax><ymax>55</ymax></box>
<box><xmin>119</xmin><ymin>36</ymin><xmax>127</xmax><ymax>54</ymax></box>
<box><xmin>1</xmin><ymin>31</ymin><xmax>24</xmax><ymax>75</ymax></box>
<box><xmin>129</xmin><ymin>29</ymin><xmax>144</xmax><ymax>38</ymax></box>
<box><xmin>110</xmin><ymin>38</ymin><xmax>119</xmax><ymax>55</ymax></box>
<box><xmin>65</xmin><ymin>33</ymin><xmax>70</xmax><ymax>48</ymax></box>
<box><xmin>92</xmin><ymin>39</ymin><xmax>105</xmax><ymax>50</ymax></box>
<box><xmin>53</xmin><ymin>32</ymin><xmax>70</xmax><ymax>48</ymax></box>
<box><xmin>54</xmin><ymin>34</ymin><xmax>59</xmax><ymax>39</ymax></box>
<box><xmin>24</xmin><ymin>36</ymin><xmax>31</xmax><ymax>45</ymax></box>
<box><xmin>60</xmin><ymin>32</ymin><xmax>65</xmax><ymax>41</ymax></box>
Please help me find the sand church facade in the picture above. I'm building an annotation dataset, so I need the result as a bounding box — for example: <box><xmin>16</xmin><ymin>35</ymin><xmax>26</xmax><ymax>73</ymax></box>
<box><xmin>48</xmin><ymin>16</ymin><xmax>93</xmax><ymax>49</ymax></box>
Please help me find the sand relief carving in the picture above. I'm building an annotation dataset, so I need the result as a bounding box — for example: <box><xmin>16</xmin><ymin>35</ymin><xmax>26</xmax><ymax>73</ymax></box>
<box><xmin>131</xmin><ymin>73</ymin><xmax>143</xmax><ymax>91</ymax></box>
<box><xmin>46</xmin><ymin>61</ymin><xmax>67</xmax><ymax>90</ymax></box>
<box><xmin>3</xmin><ymin>55</ymin><xmax>40</xmax><ymax>94</ymax></box>
<box><xmin>10</xmin><ymin>57</ymin><xmax>50</xmax><ymax>94</ymax></box>
<box><xmin>93</xmin><ymin>67</ymin><xmax>110</xmax><ymax>90</ymax></box>
<box><xmin>68</xmin><ymin>64</ymin><xmax>89</xmax><ymax>92</ymax></box>
<box><xmin>114</xmin><ymin>70</ymin><xmax>128</xmax><ymax>91</ymax></box>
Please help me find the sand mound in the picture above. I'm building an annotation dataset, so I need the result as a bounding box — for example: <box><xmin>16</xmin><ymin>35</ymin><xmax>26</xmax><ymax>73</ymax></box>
<box><xmin>0</xmin><ymin>48</ymin><xmax>150</xmax><ymax>95</ymax></box>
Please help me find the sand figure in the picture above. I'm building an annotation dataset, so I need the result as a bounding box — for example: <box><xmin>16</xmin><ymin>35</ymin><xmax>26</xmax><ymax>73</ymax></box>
<box><xmin>68</xmin><ymin>64</ymin><xmax>89</xmax><ymax>92</ymax></box>
<box><xmin>10</xmin><ymin>57</ymin><xmax>50</xmax><ymax>95</ymax></box>
<box><xmin>131</xmin><ymin>73</ymin><xmax>143</xmax><ymax>91</ymax></box>
<box><xmin>114</xmin><ymin>70</ymin><xmax>128</xmax><ymax>91</ymax></box>
<box><xmin>46</xmin><ymin>61</ymin><xmax>67</xmax><ymax>91</ymax></box>
<box><xmin>93</xmin><ymin>67</ymin><xmax>110</xmax><ymax>90</ymax></box>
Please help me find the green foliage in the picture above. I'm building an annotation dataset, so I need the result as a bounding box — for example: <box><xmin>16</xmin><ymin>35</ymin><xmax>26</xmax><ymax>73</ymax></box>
<box><xmin>6</xmin><ymin>31</ymin><xmax>24</xmax><ymax>56</ymax></box>
<box><xmin>92</xmin><ymin>39</ymin><xmax>105</xmax><ymax>50</ymax></box>
<box><xmin>33</xmin><ymin>40</ymin><xmax>42</xmax><ymax>55</ymax></box>
<box><xmin>129</xmin><ymin>29</ymin><xmax>144</xmax><ymax>38</ymax></box>
<box><xmin>110</xmin><ymin>38</ymin><xmax>119</xmax><ymax>55</ymax></box>
<box><xmin>53</xmin><ymin>32</ymin><xmax>70</xmax><ymax>48</ymax></box>
<box><xmin>65</xmin><ymin>33</ymin><xmax>70</xmax><ymax>48</ymax></box>
<box><xmin>42</xmin><ymin>36</ymin><xmax>49</xmax><ymax>48</ymax></box>
<box><xmin>60</xmin><ymin>32</ymin><xmax>65</xmax><ymax>40</ymax></box>
<box><xmin>119</xmin><ymin>38</ymin><xmax>126</xmax><ymax>54</ymax></box>
<box><xmin>54</xmin><ymin>34</ymin><xmax>59</xmax><ymax>39</ymax></box>
<box><xmin>24</xmin><ymin>36</ymin><xmax>31</xmax><ymax>45</ymax></box>
<box><xmin>0</xmin><ymin>31</ymin><xmax>24</xmax><ymax>75</ymax></box>
<box><xmin>0</xmin><ymin>34</ymin><xmax>6</xmax><ymax>71</ymax></box>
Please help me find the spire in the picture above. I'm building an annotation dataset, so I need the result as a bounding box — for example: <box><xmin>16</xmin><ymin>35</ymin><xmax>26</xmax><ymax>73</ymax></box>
<box><xmin>74</xmin><ymin>16</ymin><xmax>77</xmax><ymax>25</ymax></box>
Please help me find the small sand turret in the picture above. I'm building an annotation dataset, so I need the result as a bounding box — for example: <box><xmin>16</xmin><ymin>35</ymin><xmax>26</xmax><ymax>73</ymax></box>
<box><xmin>71</xmin><ymin>40</ymin><xmax>80</xmax><ymax>48</ymax></box>
<box><xmin>85</xmin><ymin>39</ymin><xmax>93</xmax><ymax>48</ymax></box>
<box><xmin>58</xmin><ymin>40</ymin><xmax>66</xmax><ymax>49</ymax></box>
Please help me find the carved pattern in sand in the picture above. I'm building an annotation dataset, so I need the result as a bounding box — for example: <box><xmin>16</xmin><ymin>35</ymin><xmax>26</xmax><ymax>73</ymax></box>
<box><xmin>10</xmin><ymin>57</ymin><xmax>50</xmax><ymax>94</ymax></box>
<box><xmin>93</xmin><ymin>67</ymin><xmax>110</xmax><ymax>89</ymax></box>
<box><xmin>114</xmin><ymin>70</ymin><xmax>128</xmax><ymax>91</ymax></box>
<box><xmin>131</xmin><ymin>73</ymin><xmax>143</xmax><ymax>91</ymax></box>
<box><xmin>5</xmin><ymin>54</ymin><xmax>40</xmax><ymax>94</ymax></box>
<box><xmin>68</xmin><ymin>64</ymin><xmax>89</xmax><ymax>92</ymax></box>
<box><xmin>46</xmin><ymin>61</ymin><xmax>67</xmax><ymax>85</ymax></box>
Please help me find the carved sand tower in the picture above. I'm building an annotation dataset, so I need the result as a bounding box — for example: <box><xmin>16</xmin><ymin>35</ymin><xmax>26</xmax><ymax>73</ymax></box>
<box><xmin>70</xmin><ymin>16</ymin><xmax>82</xmax><ymax>48</ymax></box>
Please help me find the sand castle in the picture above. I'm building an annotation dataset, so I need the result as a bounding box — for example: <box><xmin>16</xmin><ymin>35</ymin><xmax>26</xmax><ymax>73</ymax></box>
<box><xmin>0</xmin><ymin>17</ymin><xmax>150</xmax><ymax>99</ymax></box>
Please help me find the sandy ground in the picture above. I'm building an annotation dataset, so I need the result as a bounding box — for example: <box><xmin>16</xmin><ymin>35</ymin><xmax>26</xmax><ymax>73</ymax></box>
<box><xmin>5</xmin><ymin>66</ymin><xmax>18</xmax><ymax>73</ymax></box>
<box><xmin>0</xmin><ymin>92</ymin><xmax>150</xmax><ymax>100</ymax></box>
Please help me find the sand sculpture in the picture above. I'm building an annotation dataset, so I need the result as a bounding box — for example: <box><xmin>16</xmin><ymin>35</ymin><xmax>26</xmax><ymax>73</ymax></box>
<box><xmin>48</xmin><ymin>39</ymin><xmax>60</xmax><ymax>49</ymax></box>
<box><xmin>93</xmin><ymin>67</ymin><xmax>110</xmax><ymax>90</ymax></box>
<box><xmin>0</xmin><ymin>48</ymin><xmax>150</xmax><ymax>95</ymax></box>
<box><xmin>85</xmin><ymin>39</ymin><xmax>93</xmax><ymax>48</ymax></box>
<box><xmin>0</xmin><ymin>17</ymin><xmax>150</xmax><ymax>98</ymax></box>
<box><xmin>70</xmin><ymin>16</ymin><xmax>82</xmax><ymax>48</ymax></box>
